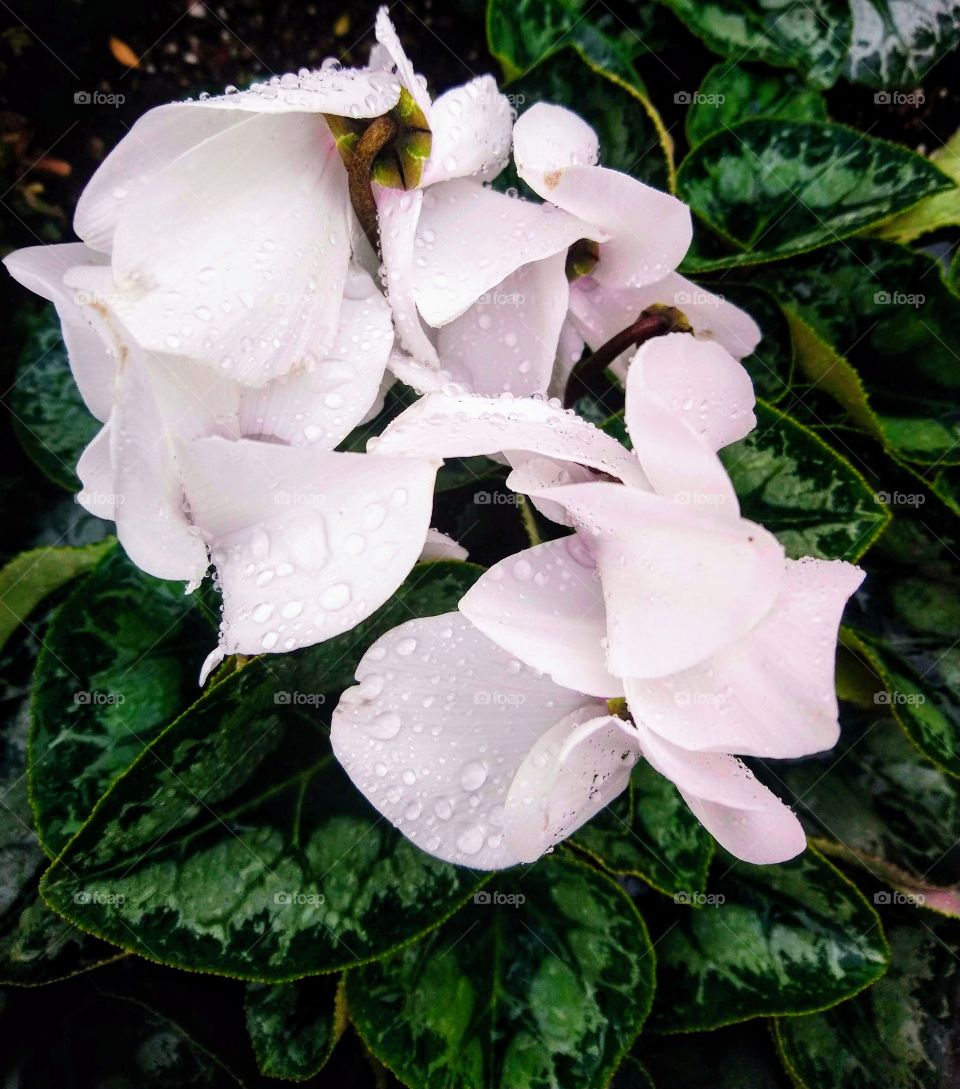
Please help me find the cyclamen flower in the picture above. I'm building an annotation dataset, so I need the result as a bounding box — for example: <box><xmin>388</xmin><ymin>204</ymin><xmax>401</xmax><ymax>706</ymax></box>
<box><xmin>331</xmin><ymin>334</ymin><xmax>863</xmax><ymax>867</ymax></box>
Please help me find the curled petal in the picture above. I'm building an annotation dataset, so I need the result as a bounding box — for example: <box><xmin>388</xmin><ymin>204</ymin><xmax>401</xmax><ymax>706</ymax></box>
<box><xmin>422</xmin><ymin>76</ymin><xmax>513</xmax><ymax>186</ymax></box>
<box><xmin>331</xmin><ymin>612</ymin><xmax>592</xmax><ymax>869</ymax></box>
<box><xmin>503</xmin><ymin>710</ymin><xmax>639</xmax><ymax>863</ymax></box>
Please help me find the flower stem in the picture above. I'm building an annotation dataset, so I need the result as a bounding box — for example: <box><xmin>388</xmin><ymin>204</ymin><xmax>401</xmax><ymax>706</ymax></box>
<box><xmin>348</xmin><ymin>114</ymin><xmax>400</xmax><ymax>254</ymax></box>
<box><xmin>563</xmin><ymin>305</ymin><xmax>691</xmax><ymax>408</ymax></box>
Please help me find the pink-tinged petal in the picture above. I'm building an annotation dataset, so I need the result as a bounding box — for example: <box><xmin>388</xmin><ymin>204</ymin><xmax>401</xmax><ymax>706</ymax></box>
<box><xmin>541</xmin><ymin>482</ymin><xmax>785</xmax><ymax>678</ymax></box>
<box><xmin>385</xmin><ymin>348</ymin><xmax>453</xmax><ymax>394</ymax></box>
<box><xmin>197</xmin><ymin>68</ymin><xmax>402</xmax><ymax>116</ymax></box>
<box><xmin>460</xmin><ymin>537</ymin><xmax>621</xmax><ymax>698</ymax></box>
<box><xmin>628</xmin><ymin>333</ymin><xmax>756</xmax><ymax>452</ymax></box>
<box><xmin>239</xmin><ymin>265</ymin><xmax>393</xmax><ymax>447</ymax></box>
<box><xmin>436</xmin><ymin>253</ymin><xmax>568</xmax><ymax>396</ymax></box>
<box><xmin>548</xmin><ymin>315</ymin><xmax>586</xmax><ymax>400</ymax></box>
<box><xmin>376</xmin><ymin>187</ymin><xmax>439</xmax><ymax>365</ymax></box>
<box><xmin>621</xmin><ymin>385</ymin><xmax>739</xmax><ymax>516</ymax></box>
<box><xmin>625</xmin><ymin>557</ymin><xmax>864</xmax><ymax>758</ymax></box>
<box><xmin>107</xmin><ymin>112</ymin><xmax>352</xmax><ymax>385</ymax></box>
<box><xmin>374</xmin><ymin>392</ymin><xmax>649</xmax><ymax>487</ymax></box>
<box><xmin>503</xmin><ymin>710</ymin><xmax>640</xmax><ymax>862</ymax></box>
<box><xmin>4</xmin><ymin>244</ymin><xmax>117</xmax><ymax>420</ymax></box>
<box><xmin>411</xmin><ymin>179</ymin><xmax>601</xmax><ymax>327</ymax></box>
<box><xmin>422</xmin><ymin>76</ymin><xmax>513</xmax><ymax>186</ymax></box>
<box><xmin>513</xmin><ymin>103</ymin><xmax>691</xmax><ymax>289</ymax></box>
<box><xmin>569</xmin><ymin>272</ymin><xmax>762</xmax><ymax>366</ymax></box>
<box><xmin>109</xmin><ymin>359</ymin><xmax>210</xmax><ymax>585</ymax></box>
<box><xmin>374</xmin><ymin>7</ymin><xmax>431</xmax><ymax>116</ymax></box>
<box><xmin>331</xmin><ymin>611</ymin><xmax>593</xmax><ymax>869</ymax></box>
<box><xmin>419</xmin><ymin>528</ymin><xmax>468</xmax><ymax>562</ymax></box>
<box><xmin>635</xmin><ymin>725</ymin><xmax>806</xmax><ymax>863</ymax></box>
<box><xmin>179</xmin><ymin>437</ymin><xmax>439</xmax><ymax>654</ymax></box>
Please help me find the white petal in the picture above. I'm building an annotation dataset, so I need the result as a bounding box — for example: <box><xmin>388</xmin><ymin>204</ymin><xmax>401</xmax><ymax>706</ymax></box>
<box><xmin>541</xmin><ymin>482</ymin><xmax>786</xmax><ymax>678</ymax></box>
<box><xmin>376</xmin><ymin>187</ymin><xmax>439</xmax><ymax>365</ymax></box>
<box><xmin>179</xmin><ymin>437</ymin><xmax>439</xmax><ymax>654</ymax></box>
<box><xmin>76</xmin><ymin>424</ymin><xmax>116</xmax><ymax>518</ymax></box>
<box><xmin>4</xmin><ymin>244</ymin><xmax>117</xmax><ymax>420</ymax></box>
<box><xmin>374</xmin><ymin>392</ymin><xmax>649</xmax><ymax>487</ymax></box>
<box><xmin>628</xmin><ymin>333</ymin><xmax>756</xmax><ymax>452</ymax></box>
<box><xmin>505</xmin><ymin>455</ymin><xmax>597</xmax><ymax>527</ymax></box>
<box><xmin>513</xmin><ymin>103</ymin><xmax>691</xmax><ymax>289</ymax></box>
<box><xmin>330</xmin><ymin>611</ymin><xmax>592</xmax><ymax>869</ymax></box>
<box><xmin>238</xmin><ymin>265</ymin><xmax>393</xmax><ymax>447</ymax></box>
<box><xmin>106</xmin><ymin>112</ymin><xmax>352</xmax><ymax>384</ymax></box>
<box><xmin>548</xmin><ymin>315</ymin><xmax>586</xmax><ymax>401</ymax></box>
<box><xmin>459</xmin><ymin>538</ymin><xmax>620</xmax><ymax>698</ymax></box>
<box><xmin>569</xmin><ymin>271</ymin><xmax>762</xmax><ymax>365</ymax></box>
<box><xmin>411</xmin><ymin>179</ymin><xmax>601</xmax><ymax>327</ymax></box>
<box><xmin>504</xmin><ymin>710</ymin><xmax>639</xmax><ymax>862</ymax></box>
<box><xmin>435</xmin><ymin>253</ymin><xmax>568</xmax><ymax>396</ymax></box>
<box><xmin>625</xmin><ymin>557</ymin><xmax>864</xmax><ymax>758</ymax></box>
<box><xmin>197</xmin><ymin>68</ymin><xmax>402</xmax><ymax>116</ymax></box>
<box><xmin>109</xmin><ymin>358</ymin><xmax>210</xmax><ymax>584</ymax></box>
<box><xmin>636</xmin><ymin>725</ymin><xmax>805</xmax><ymax>864</ymax></box>
<box><xmin>374</xmin><ymin>7</ymin><xmax>431</xmax><ymax>116</ymax></box>
<box><xmin>419</xmin><ymin>528</ymin><xmax>468</xmax><ymax>562</ymax></box>
<box><xmin>421</xmin><ymin>76</ymin><xmax>513</xmax><ymax>186</ymax></box>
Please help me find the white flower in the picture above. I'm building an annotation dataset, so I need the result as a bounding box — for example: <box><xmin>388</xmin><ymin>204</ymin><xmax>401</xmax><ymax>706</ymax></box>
<box><xmin>332</xmin><ymin>335</ymin><xmax>863</xmax><ymax>867</ymax></box>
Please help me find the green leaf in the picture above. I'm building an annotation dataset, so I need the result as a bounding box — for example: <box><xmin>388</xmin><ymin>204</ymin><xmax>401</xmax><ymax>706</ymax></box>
<box><xmin>650</xmin><ymin>0</ymin><xmax>851</xmax><ymax>86</ymax></box>
<box><xmin>347</xmin><ymin>853</ymin><xmax>656</xmax><ymax>1089</ymax></box>
<box><xmin>40</xmin><ymin>562</ymin><xmax>486</xmax><ymax>981</ymax></box>
<box><xmin>686</xmin><ymin>62</ymin><xmax>828</xmax><ymax>147</ymax></box>
<box><xmin>717</xmin><ymin>284</ymin><xmax>795</xmax><ymax>402</ymax></box>
<box><xmin>246</xmin><ymin>975</ymin><xmax>344</xmax><ymax>1080</ymax></box>
<box><xmin>775</xmin><ymin>919</ymin><xmax>958</xmax><ymax>1088</ymax></box>
<box><xmin>677</xmin><ymin>121</ymin><xmax>954</xmax><ymax>268</ymax></box>
<box><xmin>843</xmin><ymin>519</ymin><xmax>960</xmax><ymax>778</ymax></box>
<box><xmin>0</xmin><ymin>539</ymin><xmax>114</xmax><ymax>653</ymax></box>
<box><xmin>771</xmin><ymin>239</ymin><xmax>960</xmax><ymax>466</ymax></box>
<box><xmin>843</xmin><ymin>0</ymin><xmax>960</xmax><ymax>87</ymax></box>
<box><xmin>871</xmin><ymin>128</ymin><xmax>960</xmax><ymax>243</ymax></box>
<box><xmin>30</xmin><ymin>546</ymin><xmax>217</xmax><ymax>856</ymax></box>
<box><xmin>719</xmin><ymin>401</ymin><xmax>889</xmax><ymax>560</ymax></box>
<box><xmin>0</xmin><ymin>615</ymin><xmax>119</xmax><ymax>984</ymax></box>
<box><xmin>571</xmin><ymin>761</ymin><xmax>713</xmax><ymax>898</ymax></box>
<box><xmin>502</xmin><ymin>46</ymin><xmax>672</xmax><ymax>191</ymax></box>
<box><xmin>649</xmin><ymin>846</ymin><xmax>890</xmax><ymax>1032</ymax></box>
<box><xmin>782</xmin><ymin>699</ymin><xmax>960</xmax><ymax>917</ymax></box>
<box><xmin>8</xmin><ymin>304</ymin><xmax>100</xmax><ymax>491</ymax></box>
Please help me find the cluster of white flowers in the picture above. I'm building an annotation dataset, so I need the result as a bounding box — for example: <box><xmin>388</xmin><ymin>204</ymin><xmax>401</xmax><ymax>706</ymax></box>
<box><xmin>5</xmin><ymin>9</ymin><xmax>862</xmax><ymax>871</ymax></box>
